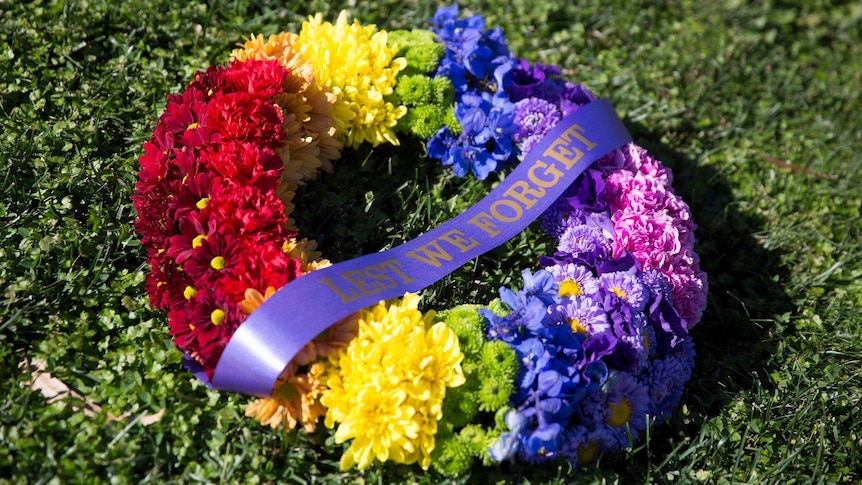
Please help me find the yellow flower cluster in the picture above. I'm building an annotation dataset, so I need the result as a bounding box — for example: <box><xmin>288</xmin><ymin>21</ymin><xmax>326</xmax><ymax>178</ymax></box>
<box><xmin>322</xmin><ymin>294</ymin><xmax>465</xmax><ymax>470</ymax></box>
<box><xmin>297</xmin><ymin>11</ymin><xmax>408</xmax><ymax>149</ymax></box>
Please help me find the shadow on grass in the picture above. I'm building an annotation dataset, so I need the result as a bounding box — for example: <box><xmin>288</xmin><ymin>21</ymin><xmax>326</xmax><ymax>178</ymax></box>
<box><xmin>613</xmin><ymin>125</ymin><xmax>795</xmax><ymax>479</ymax></box>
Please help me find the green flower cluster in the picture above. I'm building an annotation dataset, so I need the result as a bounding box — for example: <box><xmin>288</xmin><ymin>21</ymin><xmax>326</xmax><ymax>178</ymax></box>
<box><xmin>389</xmin><ymin>29</ymin><xmax>460</xmax><ymax>139</ymax></box>
<box><xmin>431</xmin><ymin>301</ymin><xmax>520</xmax><ymax>477</ymax></box>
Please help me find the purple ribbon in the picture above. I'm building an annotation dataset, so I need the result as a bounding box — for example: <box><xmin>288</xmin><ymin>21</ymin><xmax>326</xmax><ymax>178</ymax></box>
<box><xmin>200</xmin><ymin>98</ymin><xmax>631</xmax><ymax>397</ymax></box>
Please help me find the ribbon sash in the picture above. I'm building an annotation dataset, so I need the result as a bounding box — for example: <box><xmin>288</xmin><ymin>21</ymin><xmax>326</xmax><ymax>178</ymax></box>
<box><xmin>207</xmin><ymin>98</ymin><xmax>632</xmax><ymax>397</ymax></box>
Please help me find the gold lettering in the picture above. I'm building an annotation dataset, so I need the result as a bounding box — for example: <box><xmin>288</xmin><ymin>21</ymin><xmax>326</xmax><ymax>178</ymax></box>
<box><xmin>438</xmin><ymin>229</ymin><xmax>480</xmax><ymax>253</ymax></box>
<box><xmin>321</xmin><ymin>277</ymin><xmax>360</xmax><ymax>304</ymax></box>
<box><xmin>342</xmin><ymin>269</ymin><xmax>382</xmax><ymax>296</ymax></box>
<box><xmin>405</xmin><ymin>240</ymin><xmax>454</xmax><ymax>268</ymax></box>
<box><xmin>566</xmin><ymin>124</ymin><xmax>598</xmax><ymax>151</ymax></box>
<box><xmin>467</xmin><ymin>212</ymin><xmax>501</xmax><ymax>238</ymax></box>
<box><xmin>490</xmin><ymin>199</ymin><xmax>523</xmax><ymax>222</ymax></box>
<box><xmin>378</xmin><ymin>259</ymin><xmax>416</xmax><ymax>284</ymax></box>
<box><xmin>363</xmin><ymin>263</ymin><xmax>397</xmax><ymax>289</ymax></box>
<box><xmin>503</xmin><ymin>180</ymin><xmax>545</xmax><ymax>210</ymax></box>
<box><xmin>528</xmin><ymin>160</ymin><xmax>565</xmax><ymax>188</ymax></box>
<box><xmin>543</xmin><ymin>138</ymin><xmax>585</xmax><ymax>170</ymax></box>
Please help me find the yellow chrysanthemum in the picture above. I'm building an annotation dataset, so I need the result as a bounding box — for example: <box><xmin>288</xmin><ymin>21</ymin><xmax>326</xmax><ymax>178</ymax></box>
<box><xmin>231</xmin><ymin>32</ymin><xmax>342</xmax><ymax>226</ymax></box>
<box><xmin>322</xmin><ymin>293</ymin><xmax>465</xmax><ymax>470</ymax></box>
<box><xmin>296</xmin><ymin>11</ymin><xmax>408</xmax><ymax>148</ymax></box>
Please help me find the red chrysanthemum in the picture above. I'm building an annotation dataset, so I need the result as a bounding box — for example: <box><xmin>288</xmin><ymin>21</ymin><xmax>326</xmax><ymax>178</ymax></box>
<box><xmin>207</xmin><ymin>92</ymin><xmax>284</xmax><ymax>146</ymax></box>
<box><xmin>134</xmin><ymin>57</ymin><xmax>305</xmax><ymax>378</ymax></box>
<box><xmin>202</xmin><ymin>140</ymin><xmax>282</xmax><ymax>191</ymax></box>
<box><xmin>206</xmin><ymin>183</ymin><xmax>288</xmax><ymax>235</ymax></box>
<box><xmin>223</xmin><ymin>59</ymin><xmax>288</xmax><ymax>98</ymax></box>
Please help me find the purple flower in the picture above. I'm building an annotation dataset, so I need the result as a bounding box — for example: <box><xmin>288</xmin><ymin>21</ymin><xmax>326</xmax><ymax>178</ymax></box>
<box><xmin>558</xmin><ymin>224</ymin><xmax>611</xmax><ymax>257</ymax></box>
<box><xmin>549</xmin><ymin>297</ymin><xmax>609</xmax><ymax>336</ymax></box>
<box><xmin>599</xmin><ymin>271</ymin><xmax>647</xmax><ymax>312</ymax></box>
<box><xmin>509</xmin><ymin>58</ymin><xmax>595</xmax><ymax>112</ymax></box>
<box><xmin>578</xmin><ymin>371</ymin><xmax>650</xmax><ymax>449</ymax></box>
<box><xmin>513</xmin><ymin>97</ymin><xmax>561</xmax><ymax>154</ymax></box>
<box><xmin>546</xmin><ymin>262</ymin><xmax>599</xmax><ymax>298</ymax></box>
<box><xmin>641</xmin><ymin>341</ymin><xmax>694</xmax><ymax>423</ymax></box>
<box><xmin>541</xmin><ymin>200</ymin><xmax>588</xmax><ymax>238</ymax></box>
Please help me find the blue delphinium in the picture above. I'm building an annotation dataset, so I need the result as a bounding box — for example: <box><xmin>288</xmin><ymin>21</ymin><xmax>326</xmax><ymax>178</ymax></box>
<box><xmin>427</xmin><ymin>4</ymin><xmax>519</xmax><ymax>179</ymax></box>
<box><xmin>482</xmin><ymin>270</ymin><xmax>611</xmax><ymax>461</ymax></box>
<box><xmin>483</xmin><ymin>237</ymin><xmax>693</xmax><ymax>466</ymax></box>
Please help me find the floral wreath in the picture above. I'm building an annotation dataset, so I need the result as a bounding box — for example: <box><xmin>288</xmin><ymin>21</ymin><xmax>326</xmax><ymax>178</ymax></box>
<box><xmin>132</xmin><ymin>4</ymin><xmax>708</xmax><ymax>475</ymax></box>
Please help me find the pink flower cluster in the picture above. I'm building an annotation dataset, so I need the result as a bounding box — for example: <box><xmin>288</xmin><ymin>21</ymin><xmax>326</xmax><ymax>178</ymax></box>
<box><xmin>598</xmin><ymin>144</ymin><xmax>708</xmax><ymax>326</ymax></box>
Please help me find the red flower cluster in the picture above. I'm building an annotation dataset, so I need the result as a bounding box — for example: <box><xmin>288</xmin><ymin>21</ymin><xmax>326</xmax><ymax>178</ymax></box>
<box><xmin>133</xmin><ymin>60</ymin><xmax>302</xmax><ymax>377</ymax></box>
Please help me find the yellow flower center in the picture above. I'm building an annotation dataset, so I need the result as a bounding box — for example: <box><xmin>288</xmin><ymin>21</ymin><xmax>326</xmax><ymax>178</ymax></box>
<box><xmin>187</xmin><ymin>122</ymin><xmax>199</xmax><ymax>130</ymax></box>
<box><xmin>192</xmin><ymin>234</ymin><xmax>207</xmax><ymax>249</ymax></box>
<box><xmin>607</xmin><ymin>397</ymin><xmax>632</xmax><ymax>427</ymax></box>
<box><xmin>569</xmin><ymin>318</ymin><xmax>588</xmax><ymax>334</ymax></box>
<box><xmin>189</xmin><ymin>323</ymin><xmax>195</xmax><ymax>330</ymax></box>
<box><xmin>196</xmin><ymin>197</ymin><xmax>209</xmax><ymax>209</ymax></box>
<box><xmin>183</xmin><ymin>286</ymin><xmax>197</xmax><ymax>300</ymax></box>
<box><xmin>558</xmin><ymin>279</ymin><xmax>583</xmax><ymax>297</ymax></box>
<box><xmin>210</xmin><ymin>256</ymin><xmax>226</xmax><ymax>270</ymax></box>
<box><xmin>210</xmin><ymin>309</ymin><xmax>225</xmax><ymax>326</ymax></box>
<box><xmin>612</xmin><ymin>287</ymin><xmax>628</xmax><ymax>299</ymax></box>
<box><xmin>578</xmin><ymin>442</ymin><xmax>598</xmax><ymax>465</ymax></box>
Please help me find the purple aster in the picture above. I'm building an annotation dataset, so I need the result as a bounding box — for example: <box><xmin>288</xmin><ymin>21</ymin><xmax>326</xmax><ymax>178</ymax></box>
<box><xmin>548</xmin><ymin>297</ymin><xmax>610</xmax><ymax>337</ymax></box>
<box><xmin>558</xmin><ymin>224</ymin><xmax>610</xmax><ymax>257</ymax></box>
<box><xmin>578</xmin><ymin>371</ymin><xmax>650</xmax><ymax>449</ymax></box>
<box><xmin>599</xmin><ymin>271</ymin><xmax>647</xmax><ymax>312</ymax></box>
<box><xmin>557</xmin><ymin>425</ymin><xmax>619</xmax><ymax>467</ymax></box>
<box><xmin>541</xmin><ymin>200</ymin><xmax>588</xmax><ymax>238</ymax></box>
<box><xmin>545</xmin><ymin>262</ymin><xmax>599</xmax><ymax>298</ymax></box>
<box><xmin>513</xmin><ymin>97</ymin><xmax>561</xmax><ymax>153</ymax></box>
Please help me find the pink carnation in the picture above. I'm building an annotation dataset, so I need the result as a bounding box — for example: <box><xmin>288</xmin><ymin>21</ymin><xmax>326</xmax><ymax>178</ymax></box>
<box><xmin>612</xmin><ymin>211</ymin><xmax>681</xmax><ymax>267</ymax></box>
<box><xmin>602</xmin><ymin>144</ymin><xmax>708</xmax><ymax>327</ymax></box>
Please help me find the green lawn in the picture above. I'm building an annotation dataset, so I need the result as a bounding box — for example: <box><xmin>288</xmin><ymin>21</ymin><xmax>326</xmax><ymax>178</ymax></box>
<box><xmin>1</xmin><ymin>0</ymin><xmax>860</xmax><ymax>483</ymax></box>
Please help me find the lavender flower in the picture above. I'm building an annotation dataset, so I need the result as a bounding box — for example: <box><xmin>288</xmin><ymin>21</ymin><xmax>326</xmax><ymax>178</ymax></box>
<box><xmin>513</xmin><ymin>97</ymin><xmax>561</xmax><ymax>154</ymax></box>
<box><xmin>578</xmin><ymin>371</ymin><xmax>650</xmax><ymax>449</ymax></box>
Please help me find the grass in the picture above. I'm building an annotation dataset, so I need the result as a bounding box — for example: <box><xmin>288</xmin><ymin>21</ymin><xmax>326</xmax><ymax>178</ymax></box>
<box><xmin>1</xmin><ymin>0</ymin><xmax>860</xmax><ymax>483</ymax></box>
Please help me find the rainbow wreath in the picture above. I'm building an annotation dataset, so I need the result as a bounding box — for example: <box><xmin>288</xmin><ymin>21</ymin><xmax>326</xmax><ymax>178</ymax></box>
<box><xmin>132</xmin><ymin>4</ymin><xmax>707</xmax><ymax>475</ymax></box>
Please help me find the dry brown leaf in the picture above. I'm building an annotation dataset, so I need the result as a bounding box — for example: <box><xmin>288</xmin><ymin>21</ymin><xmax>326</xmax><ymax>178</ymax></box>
<box><xmin>19</xmin><ymin>358</ymin><xmax>164</xmax><ymax>426</ymax></box>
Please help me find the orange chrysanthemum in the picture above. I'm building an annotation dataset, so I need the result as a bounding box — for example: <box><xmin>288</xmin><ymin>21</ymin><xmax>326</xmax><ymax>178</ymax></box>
<box><xmin>232</xmin><ymin>33</ymin><xmax>342</xmax><ymax>228</ymax></box>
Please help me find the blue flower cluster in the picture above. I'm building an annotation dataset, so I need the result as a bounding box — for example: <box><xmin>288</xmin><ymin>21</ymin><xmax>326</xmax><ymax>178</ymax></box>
<box><xmin>426</xmin><ymin>3</ymin><xmax>518</xmax><ymax>179</ymax></box>
<box><xmin>480</xmin><ymin>173</ymin><xmax>694</xmax><ymax>465</ymax></box>
<box><xmin>426</xmin><ymin>4</ymin><xmax>596</xmax><ymax>180</ymax></box>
